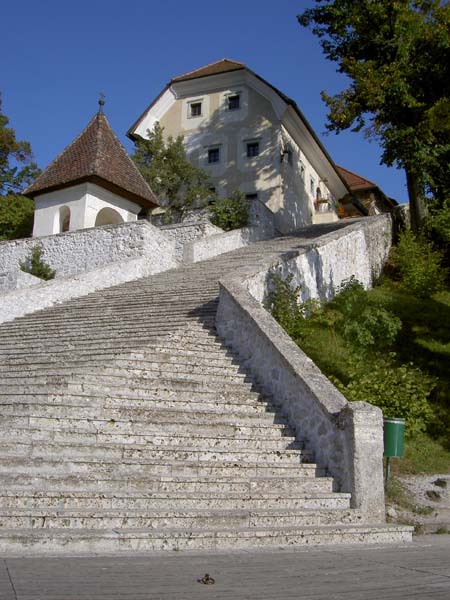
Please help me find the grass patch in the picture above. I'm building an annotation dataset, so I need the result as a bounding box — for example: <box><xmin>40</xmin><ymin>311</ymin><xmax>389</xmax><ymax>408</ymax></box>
<box><xmin>390</xmin><ymin>433</ymin><xmax>450</xmax><ymax>476</ymax></box>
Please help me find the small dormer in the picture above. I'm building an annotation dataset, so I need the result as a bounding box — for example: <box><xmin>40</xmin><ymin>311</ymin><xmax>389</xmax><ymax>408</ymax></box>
<box><xmin>25</xmin><ymin>103</ymin><xmax>158</xmax><ymax>237</ymax></box>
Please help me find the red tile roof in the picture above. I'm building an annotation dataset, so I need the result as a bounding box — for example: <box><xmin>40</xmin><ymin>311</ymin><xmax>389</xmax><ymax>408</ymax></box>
<box><xmin>336</xmin><ymin>166</ymin><xmax>377</xmax><ymax>191</ymax></box>
<box><xmin>25</xmin><ymin>112</ymin><xmax>157</xmax><ymax>208</ymax></box>
<box><xmin>171</xmin><ymin>59</ymin><xmax>246</xmax><ymax>82</ymax></box>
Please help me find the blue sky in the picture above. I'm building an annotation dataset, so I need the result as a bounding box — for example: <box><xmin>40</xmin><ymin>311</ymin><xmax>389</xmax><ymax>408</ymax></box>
<box><xmin>1</xmin><ymin>0</ymin><xmax>407</xmax><ymax>202</ymax></box>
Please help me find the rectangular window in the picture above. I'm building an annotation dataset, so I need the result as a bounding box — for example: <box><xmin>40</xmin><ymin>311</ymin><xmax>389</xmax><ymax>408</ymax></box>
<box><xmin>208</xmin><ymin>147</ymin><xmax>220</xmax><ymax>164</ymax></box>
<box><xmin>246</xmin><ymin>141</ymin><xmax>260</xmax><ymax>158</ymax></box>
<box><xmin>228</xmin><ymin>94</ymin><xmax>240</xmax><ymax>110</ymax></box>
<box><xmin>245</xmin><ymin>193</ymin><xmax>258</xmax><ymax>200</ymax></box>
<box><xmin>300</xmin><ymin>163</ymin><xmax>305</xmax><ymax>180</ymax></box>
<box><xmin>189</xmin><ymin>102</ymin><xmax>202</xmax><ymax>117</ymax></box>
<box><xmin>310</xmin><ymin>177</ymin><xmax>315</xmax><ymax>195</ymax></box>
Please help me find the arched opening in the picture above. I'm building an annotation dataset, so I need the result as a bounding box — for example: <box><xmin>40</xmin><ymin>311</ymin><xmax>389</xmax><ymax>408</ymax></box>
<box><xmin>59</xmin><ymin>206</ymin><xmax>71</xmax><ymax>232</ymax></box>
<box><xmin>94</xmin><ymin>207</ymin><xmax>124</xmax><ymax>227</ymax></box>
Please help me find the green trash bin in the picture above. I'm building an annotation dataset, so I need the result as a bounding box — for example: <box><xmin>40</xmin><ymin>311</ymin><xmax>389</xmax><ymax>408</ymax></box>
<box><xmin>383</xmin><ymin>417</ymin><xmax>405</xmax><ymax>482</ymax></box>
<box><xmin>384</xmin><ymin>418</ymin><xmax>405</xmax><ymax>457</ymax></box>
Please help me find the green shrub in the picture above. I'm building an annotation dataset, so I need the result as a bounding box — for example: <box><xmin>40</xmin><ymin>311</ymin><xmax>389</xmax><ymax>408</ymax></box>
<box><xmin>333</xmin><ymin>357</ymin><xmax>435</xmax><ymax>437</ymax></box>
<box><xmin>265</xmin><ymin>273</ymin><xmax>305</xmax><ymax>338</ymax></box>
<box><xmin>19</xmin><ymin>245</ymin><xmax>55</xmax><ymax>280</ymax></box>
<box><xmin>331</xmin><ymin>277</ymin><xmax>402</xmax><ymax>349</ymax></box>
<box><xmin>393</xmin><ymin>229</ymin><xmax>447</xmax><ymax>298</ymax></box>
<box><xmin>208</xmin><ymin>191</ymin><xmax>249</xmax><ymax>231</ymax></box>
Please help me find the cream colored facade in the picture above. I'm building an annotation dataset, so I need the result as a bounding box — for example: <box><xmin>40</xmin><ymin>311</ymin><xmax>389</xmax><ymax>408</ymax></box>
<box><xmin>130</xmin><ymin>67</ymin><xmax>348</xmax><ymax>233</ymax></box>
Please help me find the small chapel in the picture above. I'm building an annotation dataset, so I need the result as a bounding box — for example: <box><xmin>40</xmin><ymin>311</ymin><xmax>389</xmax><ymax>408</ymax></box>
<box><xmin>25</xmin><ymin>101</ymin><xmax>158</xmax><ymax>237</ymax></box>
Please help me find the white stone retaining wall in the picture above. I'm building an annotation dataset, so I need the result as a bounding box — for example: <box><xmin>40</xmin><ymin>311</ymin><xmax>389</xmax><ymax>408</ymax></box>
<box><xmin>184</xmin><ymin>226</ymin><xmax>274</xmax><ymax>264</ymax></box>
<box><xmin>215</xmin><ymin>216</ymin><xmax>393</xmax><ymax>520</ymax></box>
<box><xmin>246</xmin><ymin>216</ymin><xmax>392</xmax><ymax>305</ymax></box>
<box><xmin>0</xmin><ymin>220</ymin><xmax>177</xmax><ymax>293</ymax></box>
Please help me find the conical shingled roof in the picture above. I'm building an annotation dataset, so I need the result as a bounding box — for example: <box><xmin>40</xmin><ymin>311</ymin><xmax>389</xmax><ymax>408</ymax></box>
<box><xmin>25</xmin><ymin>111</ymin><xmax>158</xmax><ymax>208</ymax></box>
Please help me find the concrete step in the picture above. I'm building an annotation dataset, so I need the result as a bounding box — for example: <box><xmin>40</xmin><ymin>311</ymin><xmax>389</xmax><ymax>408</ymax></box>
<box><xmin>0</xmin><ymin>405</ymin><xmax>287</xmax><ymax>428</ymax></box>
<box><xmin>0</xmin><ymin>424</ymin><xmax>297</xmax><ymax>449</ymax></box>
<box><xmin>0</xmin><ymin>523</ymin><xmax>413</xmax><ymax>554</ymax></box>
<box><xmin>0</xmin><ymin>331</ymin><xmax>228</xmax><ymax>356</ymax></box>
<box><xmin>0</xmin><ymin>474</ymin><xmax>329</xmax><ymax>495</ymax></box>
<box><xmin>0</xmin><ymin>343</ymin><xmax>237</xmax><ymax>363</ymax></box>
<box><xmin>0</xmin><ymin>430</ymin><xmax>301</xmax><ymax>453</ymax></box>
<box><xmin>0</xmin><ymin>507</ymin><xmax>366</xmax><ymax>530</ymax></box>
<box><xmin>0</xmin><ymin>457</ymin><xmax>317</xmax><ymax>480</ymax></box>
<box><xmin>0</xmin><ymin>349</ymin><xmax>241</xmax><ymax>370</ymax></box>
<box><xmin>0</xmin><ymin>375</ymin><xmax>263</xmax><ymax>397</ymax></box>
<box><xmin>0</xmin><ymin>387</ymin><xmax>268</xmax><ymax>408</ymax></box>
<box><xmin>0</xmin><ymin>418</ymin><xmax>293</xmax><ymax>441</ymax></box>
<box><xmin>0</xmin><ymin>309</ymin><xmax>217</xmax><ymax>335</ymax></box>
<box><xmin>0</xmin><ymin>321</ymin><xmax>216</xmax><ymax>345</ymax></box>
<box><xmin>0</xmin><ymin>356</ymin><xmax>248</xmax><ymax>379</ymax></box>
<box><xmin>0</xmin><ymin>394</ymin><xmax>275</xmax><ymax>416</ymax></box>
<box><xmin>0</xmin><ymin>442</ymin><xmax>307</xmax><ymax>466</ymax></box>
<box><xmin>0</xmin><ymin>490</ymin><xmax>348</xmax><ymax>511</ymax></box>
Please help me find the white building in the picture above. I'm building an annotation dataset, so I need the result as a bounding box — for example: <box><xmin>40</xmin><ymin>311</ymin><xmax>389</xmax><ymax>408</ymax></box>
<box><xmin>128</xmin><ymin>59</ymin><xmax>350</xmax><ymax>233</ymax></box>
<box><xmin>25</xmin><ymin>107</ymin><xmax>158</xmax><ymax>237</ymax></box>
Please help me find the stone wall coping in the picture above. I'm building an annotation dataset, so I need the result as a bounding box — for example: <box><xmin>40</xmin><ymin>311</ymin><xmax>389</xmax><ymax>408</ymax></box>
<box><xmin>219</xmin><ymin>278</ymin><xmax>348</xmax><ymax>417</ymax></box>
<box><xmin>0</xmin><ymin>219</ymin><xmax>153</xmax><ymax>248</ymax></box>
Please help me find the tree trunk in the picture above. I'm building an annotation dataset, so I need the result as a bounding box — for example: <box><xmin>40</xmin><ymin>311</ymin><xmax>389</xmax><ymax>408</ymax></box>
<box><xmin>405</xmin><ymin>166</ymin><xmax>427</xmax><ymax>233</ymax></box>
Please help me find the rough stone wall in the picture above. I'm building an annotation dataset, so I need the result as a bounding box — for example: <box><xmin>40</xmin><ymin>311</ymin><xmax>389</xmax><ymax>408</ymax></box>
<box><xmin>248</xmin><ymin>197</ymin><xmax>277</xmax><ymax>236</ymax></box>
<box><xmin>246</xmin><ymin>216</ymin><xmax>392</xmax><ymax>305</ymax></box>
<box><xmin>0</xmin><ymin>221</ymin><xmax>177</xmax><ymax>293</ymax></box>
<box><xmin>185</xmin><ymin>225</ymin><xmax>275</xmax><ymax>264</ymax></box>
<box><xmin>215</xmin><ymin>215</ymin><xmax>392</xmax><ymax>521</ymax></box>
<box><xmin>160</xmin><ymin>222</ymin><xmax>223</xmax><ymax>261</ymax></box>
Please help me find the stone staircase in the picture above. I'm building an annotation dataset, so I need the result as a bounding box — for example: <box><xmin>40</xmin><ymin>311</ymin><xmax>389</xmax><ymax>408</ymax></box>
<box><xmin>0</xmin><ymin>230</ymin><xmax>411</xmax><ymax>553</ymax></box>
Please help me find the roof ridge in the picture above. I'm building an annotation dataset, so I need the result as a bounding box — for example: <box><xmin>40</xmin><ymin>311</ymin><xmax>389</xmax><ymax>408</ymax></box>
<box><xmin>336</xmin><ymin>165</ymin><xmax>376</xmax><ymax>187</ymax></box>
<box><xmin>171</xmin><ymin>58</ymin><xmax>245</xmax><ymax>82</ymax></box>
<box><xmin>25</xmin><ymin>113</ymin><xmax>99</xmax><ymax>194</ymax></box>
<box><xmin>92</xmin><ymin>112</ymin><xmax>103</xmax><ymax>174</ymax></box>
<box><xmin>25</xmin><ymin>110</ymin><xmax>157</xmax><ymax>208</ymax></box>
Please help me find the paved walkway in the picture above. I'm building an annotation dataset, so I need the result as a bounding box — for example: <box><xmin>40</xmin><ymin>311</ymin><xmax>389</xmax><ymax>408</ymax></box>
<box><xmin>1</xmin><ymin>535</ymin><xmax>449</xmax><ymax>599</ymax></box>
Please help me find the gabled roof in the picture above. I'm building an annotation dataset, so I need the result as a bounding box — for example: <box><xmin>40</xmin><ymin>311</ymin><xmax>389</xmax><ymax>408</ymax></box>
<box><xmin>336</xmin><ymin>166</ymin><xmax>377</xmax><ymax>191</ymax></box>
<box><xmin>127</xmin><ymin>59</ymin><xmax>349</xmax><ymax>194</ymax></box>
<box><xmin>25</xmin><ymin>111</ymin><xmax>158</xmax><ymax>208</ymax></box>
<box><xmin>171</xmin><ymin>59</ymin><xmax>246</xmax><ymax>82</ymax></box>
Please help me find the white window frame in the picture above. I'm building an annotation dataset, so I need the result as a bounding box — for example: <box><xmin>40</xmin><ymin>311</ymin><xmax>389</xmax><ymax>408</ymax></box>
<box><xmin>188</xmin><ymin>100</ymin><xmax>203</xmax><ymax>118</ymax></box>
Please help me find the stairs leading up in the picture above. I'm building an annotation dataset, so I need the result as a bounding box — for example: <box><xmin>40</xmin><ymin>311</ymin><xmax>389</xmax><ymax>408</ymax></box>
<box><xmin>0</xmin><ymin>227</ymin><xmax>412</xmax><ymax>553</ymax></box>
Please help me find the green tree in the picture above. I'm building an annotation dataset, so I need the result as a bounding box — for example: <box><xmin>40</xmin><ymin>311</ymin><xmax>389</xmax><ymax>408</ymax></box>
<box><xmin>0</xmin><ymin>194</ymin><xmax>34</xmax><ymax>241</ymax></box>
<box><xmin>208</xmin><ymin>190</ymin><xmax>249</xmax><ymax>231</ymax></box>
<box><xmin>0</xmin><ymin>94</ymin><xmax>39</xmax><ymax>194</ymax></box>
<box><xmin>0</xmin><ymin>93</ymin><xmax>39</xmax><ymax>240</ymax></box>
<box><xmin>298</xmin><ymin>1</ymin><xmax>450</xmax><ymax>231</ymax></box>
<box><xmin>132</xmin><ymin>122</ymin><xmax>211</xmax><ymax>214</ymax></box>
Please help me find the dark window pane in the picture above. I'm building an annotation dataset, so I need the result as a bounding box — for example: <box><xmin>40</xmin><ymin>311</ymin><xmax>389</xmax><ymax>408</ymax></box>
<box><xmin>247</xmin><ymin>142</ymin><xmax>259</xmax><ymax>157</ymax></box>
<box><xmin>208</xmin><ymin>148</ymin><xmax>220</xmax><ymax>163</ymax></box>
<box><xmin>190</xmin><ymin>102</ymin><xmax>202</xmax><ymax>117</ymax></box>
<box><xmin>228</xmin><ymin>94</ymin><xmax>240</xmax><ymax>110</ymax></box>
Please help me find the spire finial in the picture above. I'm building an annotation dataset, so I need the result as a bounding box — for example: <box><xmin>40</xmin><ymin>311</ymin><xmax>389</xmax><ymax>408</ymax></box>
<box><xmin>98</xmin><ymin>92</ymin><xmax>105</xmax><ymax>113</ymax></box>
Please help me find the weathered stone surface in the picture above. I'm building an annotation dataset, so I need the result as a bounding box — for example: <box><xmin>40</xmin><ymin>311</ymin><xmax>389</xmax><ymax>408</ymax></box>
<box><xmin>0</xmin><ymin>216</ymin><xmax>410</xmax><ymax>553</ymax></box>
<box><xmin>0</xmin><ymin>220</ymin><xmax>177</xmax><ymax>292</ymax></box>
